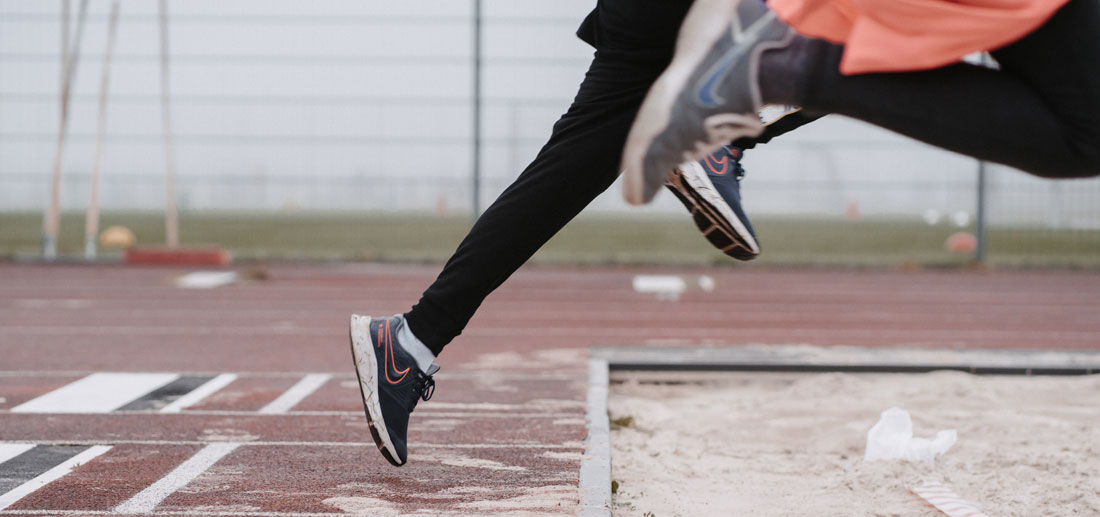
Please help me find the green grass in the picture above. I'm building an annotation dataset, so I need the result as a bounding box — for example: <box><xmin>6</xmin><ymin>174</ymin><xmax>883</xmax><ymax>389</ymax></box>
<box><xmin>2</xmin><ymin>211</ymin><xmax>1097</xmax><ymax>268</ymax></box>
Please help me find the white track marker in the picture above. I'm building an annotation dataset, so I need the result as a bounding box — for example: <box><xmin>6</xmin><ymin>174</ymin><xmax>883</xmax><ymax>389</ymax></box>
<box><xmin>912</xmin><ymin>482</ymin><xmax>989</xmax><ymax>517</ymax></box>
<box><xmin>174</xmin><ymin>271</ymin><xmax>238</xmax><ymax>289</ymax></box>
<box><xmin>0</xmin><ymin>444</ymin><xmax>35</xmax><ymax>465</ymax></box>
<box><xmin>0</xmin><ymin>445</ymin><xmax>111</xmax><ymax>510</ymax></box>
<box><xmin>258</xmin><ymin>374</ymin><xmax>330</xmax><ymax>414</ymax></box>
<box><xmin>159</xmin><ymin>373</ymin><xmax>238</xmax><ymax>413</ymax></box>
<box><xmin>12</xmin><ymin>373</ymin><xmax>178</xmax><ymax>413</ymax></box>
<box><xmin>632</xmin><ymin>275</ymin><xmax>686</xmax><ymax>301</ymax></box>
<box><xmin>115</xmin><ymin>442</ymin><xmax>240</xmax><ymax>514</ymax></box>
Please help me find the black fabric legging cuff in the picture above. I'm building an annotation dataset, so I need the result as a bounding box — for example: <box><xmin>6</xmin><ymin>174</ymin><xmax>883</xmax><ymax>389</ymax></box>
<box><xmin>787</xmin><ymin>0</ymin><xmax>1100</xmax><ymax>179</ymax></box>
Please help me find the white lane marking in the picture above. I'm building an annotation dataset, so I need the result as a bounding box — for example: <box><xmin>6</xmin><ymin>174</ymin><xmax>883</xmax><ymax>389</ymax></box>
<box><xmin>115</xmin><ymin>442</ymin><xmax>241</xmax><ymax>514</ymax></box>
<box><xmin>0</xmin><ymin>371</ymin><xmax>577</xmax><ymax>381</ymax></box>
<box><xmin>174</xmin><ymin>271</ymin><xmax>238</xmax><ymax>289</ymax></box>
<box><xmin>579</xmin><ymin>358</ymin><xmax>611</xmax><ymax>517</ymax></box>
<box><xmin>0</xmin><ymin>445</ymin><xmax>112</xmax><ymax>510</ymax></box>
<box><xmin>257</xmin><ymin>374</ymin><xmax>330</xmax><ymax>414</ymax></box>
<box><xmin>0</xmin><ymin>440</ymin><xmax>581</xmax><ymax>449</ymax></box>
<box><xmin>11</xmin><ymin>373</ymin><xmax>179</xmax><ymax>414</ymax></box>
<box><xmin>1</xmin><ymin>511</ymin><xmax>349</xmax><ymax>516</ymax></box>
<box><xmin>158</xmin><ymin>374</ymin><xmax>238</xmax><ymax>413</ymax></box>
<box><xmin>1</xmin><ymin>409</ymin><xmax>580</xmax><ymax>419</ymax></box>
<box><xmin>0</xmin><ymin>444</ymin><xmax>35</xmax><ymax>465</ymax></box>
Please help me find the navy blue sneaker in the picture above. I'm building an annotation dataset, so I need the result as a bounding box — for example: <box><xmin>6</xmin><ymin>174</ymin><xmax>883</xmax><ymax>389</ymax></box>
<box><xmin>623</xmin><ymin>0</ymin><xmax>794</xmax><ymax>204</ymax></box>
<box><xmin>349</xmin><ymin>314</ymin><xmax>438</xmax><ymax>466</ymax></box>
<box><xmin>666</xmin><ymin>145</ymin><xmax>760</xmax><ymax>260</ymax></box>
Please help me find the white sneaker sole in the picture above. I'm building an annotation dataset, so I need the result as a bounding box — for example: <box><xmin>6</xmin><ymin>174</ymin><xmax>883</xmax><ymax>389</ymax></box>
<box><xmin>675</xmin><ymin>160</ymin><xmax>760</xmax><ymax>255</ymax></box>
<box><xmin>349</xmin><ymin>314</ymin><xmax>403</xmax><ymax>466</ymax></box>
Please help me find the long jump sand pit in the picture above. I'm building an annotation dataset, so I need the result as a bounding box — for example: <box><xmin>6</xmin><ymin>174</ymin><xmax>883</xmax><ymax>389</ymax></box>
<box><xmin>608</xmin><ymin>371</ymin><xmax>1100</xmax><ymax>516</ymax></box>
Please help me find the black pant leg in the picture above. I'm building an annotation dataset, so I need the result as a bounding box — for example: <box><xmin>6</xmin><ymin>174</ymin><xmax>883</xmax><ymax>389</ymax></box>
<box><xmin>792</xmin><ymin>0</ymin><xmax>1100</xmax><ymax>178</ymax></box>
<box><xmin>405</xmin><ymin>54</ymin><xmax>666</xmax><ymax>354</ymax></box>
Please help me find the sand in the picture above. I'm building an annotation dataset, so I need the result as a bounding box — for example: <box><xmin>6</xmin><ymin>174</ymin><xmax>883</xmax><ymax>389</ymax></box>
<box><xmin>609</xmin><ymin>371</ymin><xmax>1100</xmax><ymax>516</ymax></box>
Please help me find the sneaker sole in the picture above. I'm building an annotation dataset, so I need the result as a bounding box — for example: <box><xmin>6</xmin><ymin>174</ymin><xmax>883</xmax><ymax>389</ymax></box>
<box><xmin>667</xmin><ymin>162</ymin><xmax>760</xmax><ymax>260</ymax></box>
<box><xmin>623</xmin><ymin>0</ymin><xmax>776</xmax><ymax>205</ymax></box>
<box><xmin>349</xmin><ymin>314</ymin><xmax>404</xmax><ymax>466</ymax></box>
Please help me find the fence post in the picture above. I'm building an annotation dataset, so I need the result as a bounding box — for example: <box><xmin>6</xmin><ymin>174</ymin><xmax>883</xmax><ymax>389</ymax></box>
<box><xmin>974</xmin><ymin>53</ymin><xmax>993</xmax><ymax>265</ymax></box>
<box><xmin>471</xmin><ymin>0</ymin><xmax>482</xmax><ymax>222</ymax></box>
<box><xmin>975</xmin><ymin>160</ymin><xmax>987</xmax><ymax>264</ymax></box>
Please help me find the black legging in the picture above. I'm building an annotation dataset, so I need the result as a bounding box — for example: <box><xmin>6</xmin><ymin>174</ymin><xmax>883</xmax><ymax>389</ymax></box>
<box><xmin>782</xmin><ymin>0</ymin><xmax>1100</xmax><ymax>178</ymax></box>
<box><xmin>404</xmin><ymin>0</ymin><xmax>813</xmax><ymax>354</ymax></box>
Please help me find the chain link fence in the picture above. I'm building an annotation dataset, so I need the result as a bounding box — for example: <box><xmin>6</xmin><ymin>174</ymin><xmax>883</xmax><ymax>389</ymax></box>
<box><xmin>2</xmin><ymin>0</ymin><xmax>1098</xmax><ymax>265</ymax></box>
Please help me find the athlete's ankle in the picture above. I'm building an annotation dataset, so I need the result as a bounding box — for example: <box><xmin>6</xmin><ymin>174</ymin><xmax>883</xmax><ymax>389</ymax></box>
<box><xmin>398</xmin><ymin>318</ymin><xmax>437</xmax><ymax>373</ymax></box>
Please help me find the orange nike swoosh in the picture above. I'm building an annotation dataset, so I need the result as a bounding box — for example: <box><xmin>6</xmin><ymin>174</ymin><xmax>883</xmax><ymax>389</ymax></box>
<box><xmin>378</xmin><ymin>320</ymin><xmax>410</xmax><ymax>385</ymax></box>
<box><xmin>705</xmin><ymin>153</ymin><xmax>729</xmax><ymax>175</ymax></box>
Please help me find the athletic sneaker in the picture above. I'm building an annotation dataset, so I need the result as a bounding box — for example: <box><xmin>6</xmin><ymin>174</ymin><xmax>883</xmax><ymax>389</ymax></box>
<box><xmin>349</xmin><ymin>314</ymin><xmax>438</xmax><ymax>467</ymax></box>
<box><xmin>666</xmin><ymin>145</ymin><xmax>760</xmax><ymax>260</ymax></box>
<box><xmin>622</xmin><ymin>0</ymin><xmax>794</xmax><ymax>204</ymax></box>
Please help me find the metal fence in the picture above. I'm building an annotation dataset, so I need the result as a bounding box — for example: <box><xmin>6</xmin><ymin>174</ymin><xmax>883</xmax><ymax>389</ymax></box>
<box><xmin>2</xmin><ymin>0</ymin><xmax>1098</xmax><ymax>263</ymax></box>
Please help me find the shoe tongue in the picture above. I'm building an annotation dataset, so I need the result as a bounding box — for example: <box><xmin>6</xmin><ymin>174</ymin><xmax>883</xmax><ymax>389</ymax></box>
<box><xmin>423</xmin><ymin>364</ymin><xmax>441</xmax><ymax>376</ymax></box>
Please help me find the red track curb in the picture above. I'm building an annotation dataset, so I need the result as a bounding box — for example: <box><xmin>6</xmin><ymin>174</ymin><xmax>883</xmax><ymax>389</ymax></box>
<box><xmin>124</xmin><ymin>246</ymin><xmax>232</xmax><ymax>266</ymax></box>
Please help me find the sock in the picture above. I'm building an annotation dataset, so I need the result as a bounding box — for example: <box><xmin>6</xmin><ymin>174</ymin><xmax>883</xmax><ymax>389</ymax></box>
<box><xmin>398</xmin><ymin>319</ymin><xmax>437</xmax><ymax>373</ymax></box>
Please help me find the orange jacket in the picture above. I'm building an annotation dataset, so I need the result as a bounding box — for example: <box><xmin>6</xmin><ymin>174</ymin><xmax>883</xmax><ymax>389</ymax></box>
<box><xmin>767</xmin><ymin>0</ymin><xmax>1070</xmax><ymax>74</ymax></box>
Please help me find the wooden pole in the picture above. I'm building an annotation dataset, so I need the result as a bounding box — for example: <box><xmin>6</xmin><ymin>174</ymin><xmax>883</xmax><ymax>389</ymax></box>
<box><xmin>43</xmin><ymin>0</ymin><xmax>89</xmax><ymax>260</ymax></box>
<box><xmin>85</xmin><ymin>0</ymin><xmax>121</xmax><ymax>260</ymax></box>
<box><xmin>159</xmin><ymin>0</ymin><xmax>179</xmax><ymax>248</ymax></box>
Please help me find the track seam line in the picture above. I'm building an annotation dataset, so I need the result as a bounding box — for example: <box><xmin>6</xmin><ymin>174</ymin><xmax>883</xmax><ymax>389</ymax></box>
<box><xmin>0</xmin><ymin>440</ymin><xmax>582</xmax><ymax>449</ymax></box>
<box><xmin>115</xmin><ymin>442</ymin><xmax>241</xmax><ymax>514</ymax></box>
<box><xmin>1</xmin><ymin>511</ymin><xmax>340</xmax><ymax>516</ymax></box>
<box><xmin>0</xmin><ymin>410</ymin><xmax>582</xmax><ymax>418</ymax></box>
<box><xmin>257</xmin><ymin>373</ymin><xmax>330</xmax><ymax>414</ymax></box>
<box><xmin>0</xmin><ymin>445</ymin><xmax>112</xmax><ymax>510</ymax></box>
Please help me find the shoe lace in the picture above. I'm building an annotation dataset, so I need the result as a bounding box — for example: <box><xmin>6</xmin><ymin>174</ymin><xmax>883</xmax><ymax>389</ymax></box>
<box><xmin>418</xmin><ymin>375</ymin><xmax>436</xmax><ymax>401</ymax></box>
<box><xmin>726</xmin><ymin>145</ymin><xmax>746</xmax><ymax>180</ymax></box>
<box><xmin>415</xmin><ymin>364</ymin><xmax>440</xmax><ymax>403</ymax></box>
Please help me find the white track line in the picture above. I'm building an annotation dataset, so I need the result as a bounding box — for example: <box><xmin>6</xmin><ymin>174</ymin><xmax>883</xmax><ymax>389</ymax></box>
<box><xmin>0</xmin><ymin>440</ymin><xmax>580</xmax><ymax>449</ymax></box>
<box><xmin>0</xmin><ymin>444</ymin><xmax>35</xmax><ymax>465</ymax></box>
<box><xmin>1</xmin><ymin>511</ymin><xmax>341</xmax><ymax>516</ymax></box>
<box><xmin>107</xmin><ymin>409</ymin><xmax>579</xmax><ymax>418</ymax></box>
<box><xmin>115</xmin><ymin>442</ymin><xmax>241</xmax><ymax>514</ymax></box>
<box><xmin>0</xmin><ymin>445</ymin><xmax>112</xmax><ymax>510</ymax></box>
<box><xmin>0</xmin><ymin>371</ymin><xmax>577</xmax><ymax>381</ymax></box>
<box><xmin>12</xmin><ymin>373</ymin><xmax>178</xmax><ymax>414</ymax></box>
<box><xmin>257</xmin><ymin>374</ymin><xmax>330</xmax><ymax>414</ymax></box>
<box><xmin>159</xmin><ymin>374</ymin><xmax>238</xmax><ymax>413</ymax></box>
<box><xmin>579</xmin><ymin>358</ymin><xmax>611</xmax><ymax>517</ymax></box>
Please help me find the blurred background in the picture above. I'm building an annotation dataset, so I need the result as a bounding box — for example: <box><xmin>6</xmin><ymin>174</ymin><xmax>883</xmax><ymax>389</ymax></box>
<box><xmin>2</xmin><ymin>0</ymin><xmax>1098</xmax><ymax>267</ymax></box>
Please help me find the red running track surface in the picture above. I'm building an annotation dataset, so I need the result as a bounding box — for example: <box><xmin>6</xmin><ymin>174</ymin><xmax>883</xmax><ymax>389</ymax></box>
<box><xmin>0</xmin><ymin>263</ymin><xmax>1098</xmax><ymax>514</ymax></box>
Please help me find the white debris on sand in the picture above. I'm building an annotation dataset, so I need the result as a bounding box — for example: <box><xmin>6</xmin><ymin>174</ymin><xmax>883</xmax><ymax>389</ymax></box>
<box><xmin>609</xmin><ymin>371</ymin><xmax>1100</xmax><ymax>516</ymax></box>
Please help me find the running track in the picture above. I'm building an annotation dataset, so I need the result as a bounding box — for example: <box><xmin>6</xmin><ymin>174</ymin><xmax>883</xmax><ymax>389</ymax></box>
<box><xmin>1</xmin><ymin>263</ymin><xmax>1098</xmax><ymax>515</ymax></box>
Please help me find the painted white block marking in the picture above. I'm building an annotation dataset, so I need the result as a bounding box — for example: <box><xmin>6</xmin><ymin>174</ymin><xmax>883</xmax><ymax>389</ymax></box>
<box><xmin>0</xmin><ymin>444</ymin><xmax>35</xmax><ymax>465</ymax></box>
<box><xmin>0</xmin><ymin>445</ymin><xmax>112</xmax><ymax>510</ymax></box>
<box><xmin>115</xmin><ymin>442</ymin><xmax>241</xmax><ymax>514</ymax></box>
<box><xmin>159</xmin><ymin>374</ymin><xmax>238</xmax><ymax>413</ymax></box>
<box><xmin>632</xmin><ymin>275</ymin><xmax>685</xmax><ymax>301</ymax></box>
<box><xmin>12</xmin><ymin>373</ymin><xmax>179</xmax><ymax>413</ymax></box>
<box><xmin>258</xmin><ymin>374</ymin><xmax>330</xmax><ymax>414</ymax></box>
<box><xmin>174</xmin><ymin>271</ymin><xmax>238</xmax><ymax>289</ymax></box>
